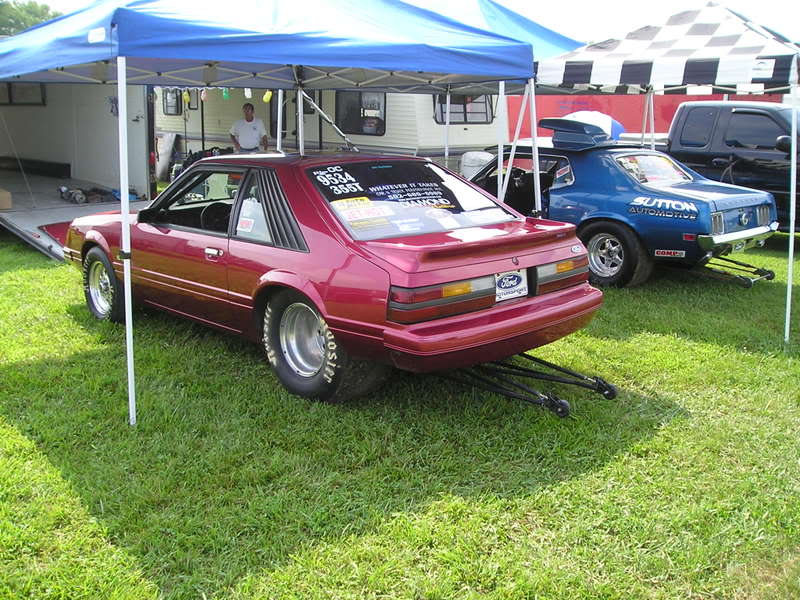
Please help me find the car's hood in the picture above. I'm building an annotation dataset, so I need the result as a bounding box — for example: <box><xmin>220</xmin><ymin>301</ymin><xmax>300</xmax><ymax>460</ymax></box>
<box><xmin>644</xmin><ymin>180</ymin><xmax>772</xmax><ymax>211</ymax></box>
<box><xmin>70</xmin><ymin>210</ymin><xmax>139</xmax><ymax>227</ymax></box>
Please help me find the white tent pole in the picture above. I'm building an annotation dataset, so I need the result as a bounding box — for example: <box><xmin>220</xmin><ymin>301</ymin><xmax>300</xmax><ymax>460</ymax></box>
<box><xmin>640</xmin><ymin>89</ymin><xmax>649</xmax><ymax>148</ymax></box>
<box><xmin>500</xmin><ymin>83</ymin><xmax>530</xmax><ymax>203</ymax></box>
<box><xmin>785</xmin><ymin>74</ymin><xmax>798</xmax><ymax>348</ymax></box>
<box><xmin>276</xmin><ymin>89</ymin><xmax>284</xmax><ymax>153</ymax></box>
<box><xmin>529</xmin><ymin>77</ymin><xmax>542</xmax><ymax>214</ymax></box>
<box><xmin>648</xmin><ymin>88</ymin><xmax>656</xmax><ymax>150</ymax></box>
<box><xmin>297</xmin><ymin>87</ymin><xmax>304</xmax><ymax>156</ymax></box>
<box><xmin>117</xmin><ymin>56</ymin><xmax>137</xmax><ymax>426</ymax></box>
<box><xmin>443</xmin><ymin>86</ymin><xmax>451</xmax><ymax>170</ymax></box>
<box><xmin>496</xmin><ymin>81</ymin><xmax>506</xmax><ymax>201</ymax></box>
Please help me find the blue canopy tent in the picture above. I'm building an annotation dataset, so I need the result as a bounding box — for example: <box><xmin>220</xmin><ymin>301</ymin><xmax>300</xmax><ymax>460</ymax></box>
<box><xmin>0</xmin><ymin>0</ymin><xmax>573</xmax><ymax>424</ymax></box>
<box><xmin>0</xmin><ymin>0</ymin><xmax>538</xmax><ymax>90</ymax></box>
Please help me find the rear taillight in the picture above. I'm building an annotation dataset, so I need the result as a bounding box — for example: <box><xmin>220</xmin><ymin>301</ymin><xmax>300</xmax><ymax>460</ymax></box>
<box><xmin>535</xmin><ymin>256</ymin><xmax>589</xmax><ymax>294</ymax></box>
<box><xmin>757</xmin><ymin>205</ymin><xmax>770</xmax><ymax>226</ymax></box>
<box><xmin>388</xmin><ymin>275</ymin><xmax>495</xmax><ymax>324</ymax></box>
<box><xmin>711</xmin><ymin>211</ymin><xmax>725</xmax><ymax>235</ymax></box>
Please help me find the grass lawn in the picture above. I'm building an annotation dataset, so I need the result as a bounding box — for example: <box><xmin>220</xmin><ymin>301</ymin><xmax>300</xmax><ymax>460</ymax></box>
<box><xmin>1</xmin><ymin>227</ymin><xmax>799</xmax><ymax>599</ymax></box>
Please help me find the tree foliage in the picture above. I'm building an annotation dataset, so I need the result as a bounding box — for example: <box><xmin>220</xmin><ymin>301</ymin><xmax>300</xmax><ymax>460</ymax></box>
<box><xmin>0</xmin><ymin>1</ymin><xmax>61</xmax><ymax>36</ymax></box>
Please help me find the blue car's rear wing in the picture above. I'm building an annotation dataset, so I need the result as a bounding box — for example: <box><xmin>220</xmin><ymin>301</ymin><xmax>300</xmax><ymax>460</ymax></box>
<box><xmin>538</xmin><ymin>118</ymin><xmax>613</xmax><ymax>150</ymax></box>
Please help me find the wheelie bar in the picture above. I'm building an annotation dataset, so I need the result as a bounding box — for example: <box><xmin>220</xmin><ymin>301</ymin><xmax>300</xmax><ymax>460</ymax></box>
<box><xmin>696</xmin><ymin>255</ymin><xmax>775</xmax><ymax>288</ymax></box>
<box><xmin>439</xmin><ymin>353</ymin><xmax>617</xmax><ymax>418</ymax></box>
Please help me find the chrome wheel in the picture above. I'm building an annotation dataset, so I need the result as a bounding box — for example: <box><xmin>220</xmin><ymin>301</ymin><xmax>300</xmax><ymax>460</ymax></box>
<box><xmin>88</xmin><ymin>260</ymin><xmax>113</xmax><ymax>316</ymax></box>
<box><xmin>587</xmin><ymin>232</ymin><xmax>624</xmax><ymax>278</ymax></box>
<box><xmin>279</xmin><ymin>302</ymin><xmax>326</xmax><ymax>378</ymax></box>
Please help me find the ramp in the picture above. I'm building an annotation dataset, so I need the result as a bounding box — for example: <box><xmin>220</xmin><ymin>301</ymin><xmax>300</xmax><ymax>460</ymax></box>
<box><xmin>0</xmin><ymin>170</ymin><xmax>149</xmax><ymax>260</ymax></box>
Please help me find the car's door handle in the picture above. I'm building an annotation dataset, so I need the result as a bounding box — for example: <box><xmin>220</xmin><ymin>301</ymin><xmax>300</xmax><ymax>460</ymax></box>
<box><xmin>204</xmin><ymin>247</ymin><xmax>224</xmax><ymax>258</ymax></box>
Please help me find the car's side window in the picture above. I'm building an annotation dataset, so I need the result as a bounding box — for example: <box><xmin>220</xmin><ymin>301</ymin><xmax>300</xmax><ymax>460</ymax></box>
<box><xmin>725</xmin><ymin>113</ymin><xmax>785</xmax><ymax>150</ymax></box>
<box><xmin>538</xmin><ymin>156</ymin><xmax>574</xmax><ymax>189</ymax></box>
<box><xmin>159</xmin><ymin>171</ymin><xmax>242</xmax><ymax>233</ymax></box>
<box><xmin>233</xmin><ymin>176</ymin><xmax>272</xmax><ymax>244</ymax></box>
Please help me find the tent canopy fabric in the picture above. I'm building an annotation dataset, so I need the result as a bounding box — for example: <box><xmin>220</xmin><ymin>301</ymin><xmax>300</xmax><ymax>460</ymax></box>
<box><xmin>536</xmin><ymin>1</ymin><xmax>800</xmax><ymax>94</ymax></box>
<box><xmin>0</xmin><ymin>0</ymin><xmax>554</xmax><ymax>93</ymax></box>
<box><xmin>401</xmin><ymin>0</ymin><xmax>581</xmax><ymax>61</ymax></box>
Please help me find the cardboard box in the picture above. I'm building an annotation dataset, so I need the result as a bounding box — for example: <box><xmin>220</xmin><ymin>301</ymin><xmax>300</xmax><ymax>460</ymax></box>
<box><xmin>0</xmin><ymin>188</ymin><xmax>11</xmax><ymax>210</ymax></box>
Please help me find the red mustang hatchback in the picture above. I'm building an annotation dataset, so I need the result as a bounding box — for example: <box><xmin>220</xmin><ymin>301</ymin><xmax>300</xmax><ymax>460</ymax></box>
<box><xmin>65</xmin><ymin>154</ymin><xmax>602</xmax><ymax>402</ymax></box>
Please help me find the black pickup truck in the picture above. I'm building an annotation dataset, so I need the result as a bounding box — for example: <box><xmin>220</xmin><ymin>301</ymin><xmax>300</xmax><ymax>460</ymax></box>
<box><xmin>662</xmin><ymin>100</ymin><xmax>798</xmax><ymax>229</ymax></box>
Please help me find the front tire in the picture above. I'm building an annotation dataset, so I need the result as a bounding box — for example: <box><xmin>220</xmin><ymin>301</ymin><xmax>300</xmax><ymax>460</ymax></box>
<box><xmin>83</xmin><ymin>247</ymin><xmax>125</xmax><ymax>322</ymax></box>
<box><xmin>579</xmin><ymin>221</ymin><xmax>653</xmax><ymax>287</ymax></box>
<box><xmin>262</xmin><ymin>289</ymin><xmax>390</xmax><ymax>403</ymax></box>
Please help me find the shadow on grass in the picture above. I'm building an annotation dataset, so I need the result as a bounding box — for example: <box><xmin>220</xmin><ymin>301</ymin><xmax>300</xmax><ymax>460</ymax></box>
<box><xmin>0</xmin><ymin>314</ymin><xmax>682</xmax><ymax>599</ymax></box>
<box><xmin>586</xmin><ymin>238</ymin><xmax>800</xmax><ymax>357</ymax></box>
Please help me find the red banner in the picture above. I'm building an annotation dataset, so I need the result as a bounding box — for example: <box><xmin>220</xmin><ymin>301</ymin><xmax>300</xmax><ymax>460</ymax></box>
<box><xmin>507</xmin><ymin>94</ymin><xmax>782</xmax><ymax>139</ymax></box>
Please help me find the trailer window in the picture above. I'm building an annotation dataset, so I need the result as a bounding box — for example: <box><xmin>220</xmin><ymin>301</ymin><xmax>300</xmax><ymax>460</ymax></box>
<box><xmin>335</xmin><ymin>91</ymin><xmax>386</xmax><ymax>136</ymax></box>
<box><xmin>433</xmin><ymin>94</ymin><xmax>494</xmax><ymax>124</ymax></box>
<box><xmin>162</xmin><ymin>89</ymin><xmax>182</xmax><ymax>116</ymax></box>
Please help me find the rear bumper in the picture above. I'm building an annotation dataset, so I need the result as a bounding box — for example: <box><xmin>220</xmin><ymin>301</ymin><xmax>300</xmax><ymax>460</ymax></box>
<box><xmin>698</xmin><ymin>221</ymin><xmax>778</xmax><ymax>254</ymax></box>
<box><xmin>380</xmin><ymin>283</ymin><xmax>602</xmax><ymax>373</ymax></box>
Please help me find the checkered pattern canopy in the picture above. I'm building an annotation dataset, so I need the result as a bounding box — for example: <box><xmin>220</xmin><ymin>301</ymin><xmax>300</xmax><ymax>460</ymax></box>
<box><xmin>536</xmin><ymin>2</ymin><xmax>800</xmax><ymax>94</ymax></box>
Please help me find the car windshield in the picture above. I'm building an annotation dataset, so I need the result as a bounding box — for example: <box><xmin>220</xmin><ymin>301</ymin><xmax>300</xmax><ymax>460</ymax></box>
<box><xmin>308</xmin><ymin>160</ymin><xmax>516</xmax><ymax>241</ymax></box>
<box><xmin>615</xmin><ymin>154</ymin><xmax>692</xmax><ymax>185</ymax></box>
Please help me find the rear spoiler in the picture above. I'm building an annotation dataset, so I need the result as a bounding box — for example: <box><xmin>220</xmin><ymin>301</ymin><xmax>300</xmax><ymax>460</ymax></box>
<box><xmin>538</xmin><ymin>118</ymin><xmax>611</xmax><ymax>150</ymax></box>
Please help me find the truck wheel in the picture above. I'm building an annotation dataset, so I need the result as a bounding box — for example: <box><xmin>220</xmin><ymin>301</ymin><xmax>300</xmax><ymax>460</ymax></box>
<box><xmin>83</xmin><ymin>247</ymin><xmax>125</xmax><ymax>322</ymax></box>
<box><xmin>579</xmin><ymin>221</ymin><xmax>653</xmax><ymax>287</ymax></box>
<box><xmin>262</xmin><ymin>289</ymin><xmax>390</xmax><ymax>403</ymax></box>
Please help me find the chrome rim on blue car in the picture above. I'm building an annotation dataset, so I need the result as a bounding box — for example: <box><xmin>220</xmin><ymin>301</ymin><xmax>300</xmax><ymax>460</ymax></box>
<box><xmin>88</xmin><ymin>260</ymin><xmax>113</xmax><ymax>316</ymax></box>
<box><xmin>587</xmin><ymin>233</ymin><xmax>624</xmax><ymax>278</ymax></box>
<box><xmin>279</xmin><ymin>302</ymin><xmax>326</xmax><ymax>378</ymax></box>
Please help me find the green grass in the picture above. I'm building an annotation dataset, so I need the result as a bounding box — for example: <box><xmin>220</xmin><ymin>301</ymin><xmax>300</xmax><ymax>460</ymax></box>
<box><xmin>1</xmin><ymin>227</ymin><xmax>799</xmax><ymax>599</ymax></box>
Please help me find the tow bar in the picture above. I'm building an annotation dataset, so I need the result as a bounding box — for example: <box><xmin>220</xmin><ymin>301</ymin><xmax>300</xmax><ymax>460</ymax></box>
<box><xmin>439</xmin><ymin>353</ymin><xmax>617</xmax><ymax>418</ymax></box>
<box><xmin>696</xmin><ymin>255</ymin><xmax>775</xmax><ymax>288</ymax></box>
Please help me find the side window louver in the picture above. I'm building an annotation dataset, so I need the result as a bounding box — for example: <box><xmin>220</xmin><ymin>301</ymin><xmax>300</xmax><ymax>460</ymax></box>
<box><xmin>258</xmin><ymin>169</ymin><xmax>308</xmax><ymax>252</ymax></box>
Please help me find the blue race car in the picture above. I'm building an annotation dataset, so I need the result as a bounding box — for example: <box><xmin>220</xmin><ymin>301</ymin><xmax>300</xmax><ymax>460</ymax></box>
<box><xmin>470</xmin><ymin>119</ymin><xmax>779</xmax><ymax>287</ymax></box>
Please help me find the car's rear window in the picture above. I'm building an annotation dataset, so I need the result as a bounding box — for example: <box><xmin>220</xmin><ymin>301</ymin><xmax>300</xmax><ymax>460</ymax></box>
<box><xmin>615</xmin><ymin>154</ymin><xmax>692</xmax><ymax>184</ymax></box>
<box><xmin>307</xmin><ymin>161</ymin><xmax>515</xmax><ymax>240</ymax></box>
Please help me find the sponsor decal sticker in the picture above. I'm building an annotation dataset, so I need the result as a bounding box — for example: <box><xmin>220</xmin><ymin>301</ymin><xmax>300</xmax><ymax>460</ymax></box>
<box><xmin>237</xmin><ymin>217</ymin><xmax>255</xmax><ymax>233</ymax></box>
<box><xmin>655</xmin><ymin>249</ymin><xmax>686</xmax><ymax>258</ymax></box>
<box><xmin>628</xmin><ymin>196</ymin><xmax>698</xmax><ymax>220</ymax></box>
<box><xmin>332</xmin><ymin>197</ymin><xmax>394</xmax><ymax>221</ymax></box>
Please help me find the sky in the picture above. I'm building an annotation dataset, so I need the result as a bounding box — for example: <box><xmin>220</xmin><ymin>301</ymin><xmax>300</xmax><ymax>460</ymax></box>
<box><xmin>41</xmin><ymin>0</ymin><xmax>799</xmax><ymax>46</ymax></box>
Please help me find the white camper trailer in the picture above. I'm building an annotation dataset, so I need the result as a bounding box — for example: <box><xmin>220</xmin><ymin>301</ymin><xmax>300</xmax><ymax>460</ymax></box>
<box><xmin>154</xmin><ymin>87</ymin><xmax>503</xmax><ymax>176</ymax></box>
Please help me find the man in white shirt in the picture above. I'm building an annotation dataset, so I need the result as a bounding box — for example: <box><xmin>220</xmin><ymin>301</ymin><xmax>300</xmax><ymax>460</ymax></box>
<box><xmin>229</xmin><ymin>103</ymin><xmax>268</xmax><ymax>153</ymax></box>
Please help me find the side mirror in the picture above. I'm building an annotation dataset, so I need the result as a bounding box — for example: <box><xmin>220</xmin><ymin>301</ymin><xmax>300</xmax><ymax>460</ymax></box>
<box><xmin>775</xmin><ymin>135</ymin><xmax>792</xmax><ymax>154</ymax></box>
<box><xmin>136</xmin><ymin>207</ymin><xmax>157</xmax><ymax>223</ymax></box>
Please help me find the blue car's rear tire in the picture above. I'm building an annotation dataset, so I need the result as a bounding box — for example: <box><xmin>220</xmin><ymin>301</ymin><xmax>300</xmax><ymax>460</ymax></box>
<box><xmin>579</xmin><ymin>221</ymin><xmax>653</xmax><ymax>287</ymax></box>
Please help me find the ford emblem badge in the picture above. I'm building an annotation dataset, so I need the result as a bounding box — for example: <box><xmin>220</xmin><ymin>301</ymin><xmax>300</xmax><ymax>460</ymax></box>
<box><xmin>498</xmin><ymin>273</ymin><xmax>523</xmax><ymax>289</ymax></box>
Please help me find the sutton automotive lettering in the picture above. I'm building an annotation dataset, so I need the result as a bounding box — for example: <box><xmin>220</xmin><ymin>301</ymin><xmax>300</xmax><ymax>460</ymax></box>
<box><xmin>628</xmin><ymin>196</ymin><xmax>698</xmax><ymax>220</ymax></box>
